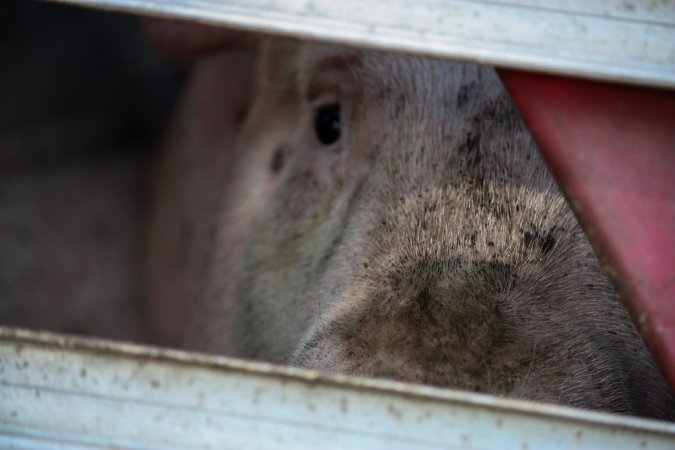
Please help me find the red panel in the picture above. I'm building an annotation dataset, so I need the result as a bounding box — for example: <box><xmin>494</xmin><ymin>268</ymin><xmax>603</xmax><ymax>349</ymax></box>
<box><xmin>499</xmin><ymin>71</ymin><xmax>675</xmax><ymax>388</ymax></box>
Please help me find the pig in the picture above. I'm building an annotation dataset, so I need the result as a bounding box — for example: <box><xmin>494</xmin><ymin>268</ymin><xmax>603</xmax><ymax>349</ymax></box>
<box><xmin>145</xmin><ymin>35</ymin><xmax>674</xmax><ymax>419</ymax></box>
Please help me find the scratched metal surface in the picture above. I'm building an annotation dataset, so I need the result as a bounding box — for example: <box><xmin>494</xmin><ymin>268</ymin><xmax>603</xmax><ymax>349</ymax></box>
<box><xmin>42</xmin><ymin>0</ymin><xmax>675</xmax><ymax>88</ymax></box>
<box><xmin>1</xmin><ymin>327</ymin><xmax>674</xmax><ymax>449</ymax></box>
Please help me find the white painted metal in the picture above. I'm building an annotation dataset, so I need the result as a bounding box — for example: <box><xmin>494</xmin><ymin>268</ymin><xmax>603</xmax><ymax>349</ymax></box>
<box><xmin>1</xmin><ymin>327</ymin><xmax>674</xmax><ymax>449</ymax></box>
<box><xmin>43</xmin><ymin>0</ymin><xmax>675</xmax><ymax>88</ymax></box>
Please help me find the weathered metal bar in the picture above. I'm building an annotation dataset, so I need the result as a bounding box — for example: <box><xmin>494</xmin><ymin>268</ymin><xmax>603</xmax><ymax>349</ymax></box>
<box><xmin>1</xmin><ymin>327</ymin><xmax>674</xmax><ymax>449</ymax></box>
<box><xmin>42</xmin><ymin>0</ymin><xmax>675</xmax><ymax>88</ymax></box>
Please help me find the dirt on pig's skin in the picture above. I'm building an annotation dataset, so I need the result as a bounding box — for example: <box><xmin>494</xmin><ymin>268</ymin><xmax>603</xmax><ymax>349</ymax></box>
<box><xmin>152</xmin><ymin>39</ymin><xmax>675</xmax><ymax>419</ymax></box>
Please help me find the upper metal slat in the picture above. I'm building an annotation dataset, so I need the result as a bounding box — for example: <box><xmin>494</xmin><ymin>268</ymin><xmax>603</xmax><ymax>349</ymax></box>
<box><xmin>45</xmin><ymin>0</ymin><xmax>675</xmax><ymax>88</ymax></box>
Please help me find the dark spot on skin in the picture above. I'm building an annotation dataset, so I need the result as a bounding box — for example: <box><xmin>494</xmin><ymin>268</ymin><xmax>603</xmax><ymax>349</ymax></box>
<box><xmin>416</xmin><ymin>288</ymin><xmax>439</xmax><ymax>326</ymax></box>
<box><xmin>523</xmin><ymin>228</ymin><xmax>556</xmax><ymax>255</ymax></box>
<box><xmin>477</xmin><ymin>261</ymin><xmax>513</xmax><ymax>291</ymax></box>
<box><xmin>456</xmin><ymin>81</ymin><xmax>478</xmax><ymax>109</ymax></box>
<box><xmin>459</xmin><ymin>132</ymin><xmax>481</xmax><ymax>168</ymax></box>
<box><xmin>270</xmin><ymin>144</ymin><xmax>286</xmax><ymax>173</ymax></box>
<box><xmin>394</xmin><ymin>93</ymin><xmax>405</xmax><ymax>118</ymax></box>
<box><xmin>456</xmin><ymin>84</ymin><xmax>470</xmax><ymax>108</ymax></box>
<box><xmin>540</xmin><ymin>233</ymin><xmax>555</xmax><ymax>254</ymax></box>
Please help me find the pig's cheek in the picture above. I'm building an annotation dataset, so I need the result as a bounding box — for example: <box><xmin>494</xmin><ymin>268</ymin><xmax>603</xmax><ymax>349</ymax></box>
<box><xmin>338</xmin><ymin>102</ymin><xmax>383</xmax><ymax>184</ymax></box>
<box><xmin>275</xmin><ymin>164</ymin><xmax>337</xmax><ymax>223</ymax></box>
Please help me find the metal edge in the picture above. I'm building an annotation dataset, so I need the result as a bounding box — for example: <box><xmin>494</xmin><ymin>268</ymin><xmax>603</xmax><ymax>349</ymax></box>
<box><xmin>2</xmin><ymin>326</ymin><xmax>675</xmax><ymax>435</ymax></box>
<box><xmin>39</xmin><ymin>0</ymin><xmax>675</xmax><ymax>89</ymax></box>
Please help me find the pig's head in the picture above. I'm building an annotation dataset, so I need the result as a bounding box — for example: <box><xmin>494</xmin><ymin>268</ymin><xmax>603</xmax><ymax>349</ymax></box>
<box><xmin>184</xmin><ymin>39</ymin><xmax>674</xmax><ymax>418</ymax></box>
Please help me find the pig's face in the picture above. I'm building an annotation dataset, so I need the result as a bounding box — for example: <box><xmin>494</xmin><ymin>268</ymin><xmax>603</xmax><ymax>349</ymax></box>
<box><xmin>186</xmin><ymin>40</ymin><xmax>674</xmax><ymax>418</ymax></box>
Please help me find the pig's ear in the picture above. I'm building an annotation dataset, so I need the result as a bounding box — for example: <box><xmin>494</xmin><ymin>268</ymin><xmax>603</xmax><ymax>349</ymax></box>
<box><xmin>142</xmin><ymin>17</ymin><xmax>259</xmax><ymax>60</ymax></box>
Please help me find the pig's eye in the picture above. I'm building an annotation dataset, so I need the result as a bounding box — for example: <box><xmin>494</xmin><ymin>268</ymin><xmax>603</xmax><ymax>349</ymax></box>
<box><xmin>314</xmin><ymin>103</ymin><xmax>341</xmax><ymax>146</ymax></box>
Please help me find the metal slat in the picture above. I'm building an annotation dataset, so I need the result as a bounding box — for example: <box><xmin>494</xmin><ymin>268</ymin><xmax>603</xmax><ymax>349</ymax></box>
<box><xmin>1</xmin><ymin>328</ymin><xmax>675</xmax><ymax>449</ymax></box>
<box><xmin>44</xmin><ymin>0</ymin><xmax>675</xmax><ymax>88</ymax></box>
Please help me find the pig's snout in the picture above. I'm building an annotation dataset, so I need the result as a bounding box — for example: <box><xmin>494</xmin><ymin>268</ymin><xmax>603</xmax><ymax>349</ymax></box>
<box><xmin>290</xmin><ymin>252</ymin><xmax>672</xmax><ymax>417</ymax></box>
<box><xmin>291</xmin><ymin>259</ymin><xmax>530</xmax><ymax>395</ymax></box>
